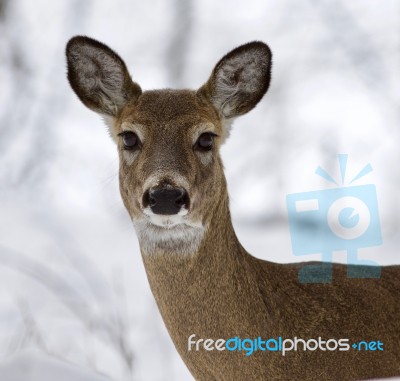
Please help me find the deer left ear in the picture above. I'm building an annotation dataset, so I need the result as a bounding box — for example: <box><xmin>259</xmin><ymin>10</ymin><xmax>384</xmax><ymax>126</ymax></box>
<box><xmin>198</xmin><ymin>41</ymin><xmax>272</xmax><ymax>120</ymax></box>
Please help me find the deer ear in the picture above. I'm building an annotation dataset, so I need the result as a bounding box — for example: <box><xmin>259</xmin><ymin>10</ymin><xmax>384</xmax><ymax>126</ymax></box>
<box><xmin>66</xmin><ymin>36</ymin><xmax>142</xmax><ymax>117</ymax></box>
<box><xmin>198</xmin><ymin>41</ymin><xmax>272</xmax><ymax>120</ymax></box>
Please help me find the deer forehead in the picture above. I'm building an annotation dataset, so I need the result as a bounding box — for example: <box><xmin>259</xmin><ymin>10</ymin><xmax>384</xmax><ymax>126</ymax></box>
<box><xmin>117</xmin><ymin>89</ymin><xmax>222</xmax><ymax>138</ymax></box>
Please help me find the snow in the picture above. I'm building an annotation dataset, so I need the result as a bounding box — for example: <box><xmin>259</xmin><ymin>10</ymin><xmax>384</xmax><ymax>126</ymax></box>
<box><xmin>0</xmin><ymin>348</ymin><xmax>111</xmax><ymax>381</ymax></box>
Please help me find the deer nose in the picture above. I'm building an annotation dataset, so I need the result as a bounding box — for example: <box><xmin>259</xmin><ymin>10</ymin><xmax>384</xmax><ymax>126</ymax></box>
<box><xmin>143</xmin><ymin>187</ymin><xmax>189</xmax><ymax>215</ymax></box>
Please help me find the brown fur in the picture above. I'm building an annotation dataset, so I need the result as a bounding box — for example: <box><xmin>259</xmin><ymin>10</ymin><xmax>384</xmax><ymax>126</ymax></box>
<box><xmin>66</xmin><ymin>36</ymin><xmax>400</xmax><ymax>380</ymax></box>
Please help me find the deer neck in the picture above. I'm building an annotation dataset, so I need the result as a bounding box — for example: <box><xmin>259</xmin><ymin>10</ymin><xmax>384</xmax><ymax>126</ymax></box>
<box><xmin>140</xmin><ymin>189</ymin><xmax>244</xmax><ymax>286</ymax></box>
<box><xmin>138</xmin><ymin>188</ymin><xmax>269</xmax><ymax>344</ymax></box>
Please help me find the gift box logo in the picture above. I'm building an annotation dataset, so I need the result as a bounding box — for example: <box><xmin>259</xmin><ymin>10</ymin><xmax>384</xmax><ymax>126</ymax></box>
<box><xmin>286</xmin><ymin>154</ymin><xmax>382</xmax><ymax>283</ymax></box>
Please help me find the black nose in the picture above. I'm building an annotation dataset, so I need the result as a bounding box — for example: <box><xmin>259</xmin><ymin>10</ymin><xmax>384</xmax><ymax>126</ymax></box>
<box><xmin>143</xmin><ymin>187</ymin><xmax>189</xmax><ymax>215</ymax></box>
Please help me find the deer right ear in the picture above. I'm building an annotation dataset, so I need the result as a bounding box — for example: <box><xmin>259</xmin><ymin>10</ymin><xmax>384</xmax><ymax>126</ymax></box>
<box><xmin>66</xmin><ymin>36</ymin><xmax>142</xmax><ymax>118</ymax></box>
<box><xmin>198</xmin><ymin>41</ymin><xmax>272</xmax><ymax>120</ymax></box>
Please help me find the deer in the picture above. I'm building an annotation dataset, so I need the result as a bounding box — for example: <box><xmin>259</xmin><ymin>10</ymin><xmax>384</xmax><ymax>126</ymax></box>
<box><xmin>66</xmin><ymin>36</ymin><xmax>400</xmax><ymax>381</ymax></box>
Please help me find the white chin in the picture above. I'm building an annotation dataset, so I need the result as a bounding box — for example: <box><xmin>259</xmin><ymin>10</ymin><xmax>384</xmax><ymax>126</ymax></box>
<box><xmin>133</xmin><ymin>212</ymin><xmax>206</xmax><ymax>255</ymax></box>
<box><xmin>142</xmin><ymin>207</ymin><xmax>189</xmax><ymax>229</ymax></box>
<box><xmin>148</xmin><ymin>214</ymin><xmax>185</xmax><ymax>229</ymax></box>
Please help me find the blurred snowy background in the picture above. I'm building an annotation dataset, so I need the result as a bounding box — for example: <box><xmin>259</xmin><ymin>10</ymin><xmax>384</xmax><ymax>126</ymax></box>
<box><xmin>0</xmin><ymin>0</ymin><xmax>399</xmax><ymax>380</ymax></box>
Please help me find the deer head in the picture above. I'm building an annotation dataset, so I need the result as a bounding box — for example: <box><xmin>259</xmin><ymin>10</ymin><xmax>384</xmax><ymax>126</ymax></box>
<box><xmin>66</xmin><ymin>36</ymin><xmax>272</xmax><ymax>255</ymax></box>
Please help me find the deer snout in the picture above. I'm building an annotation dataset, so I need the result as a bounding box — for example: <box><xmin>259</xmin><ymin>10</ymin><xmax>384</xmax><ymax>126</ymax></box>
<box><xmin>143</xmin><ymin>187</ymin><xmax>190</xmax><ymax>215</ymax></box>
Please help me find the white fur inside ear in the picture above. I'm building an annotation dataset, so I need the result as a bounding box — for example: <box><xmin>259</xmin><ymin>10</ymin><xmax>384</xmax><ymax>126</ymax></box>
<box><xmin>102</xmin><ymin>114</ymin><xmax>118</xmax><ymax>142</ymax></box>
<box><xmin>213</xmin><ymin>48</ymin><xmax>269</xmax><ymax>117</ymax></box>
<box><xmin>69</xmin><ymin>43</ymin><xmax>128</xmax><ymax>114</ymax></box>
<box><xmin>220</xmin><ymin>117</ymin><xmax>236</xmax><ymax>143</ymax></box>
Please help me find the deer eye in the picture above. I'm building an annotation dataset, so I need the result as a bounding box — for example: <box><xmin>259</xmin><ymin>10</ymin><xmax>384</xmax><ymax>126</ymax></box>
<box><xmin>120</xmin><ymin>131</ymin><xmax>139</xmax><ymax>150</ymax></box>
<box><xmin>195</xmin><ymin>132</ymin><xmax>216</xmax><ymax>151</ymax></box>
